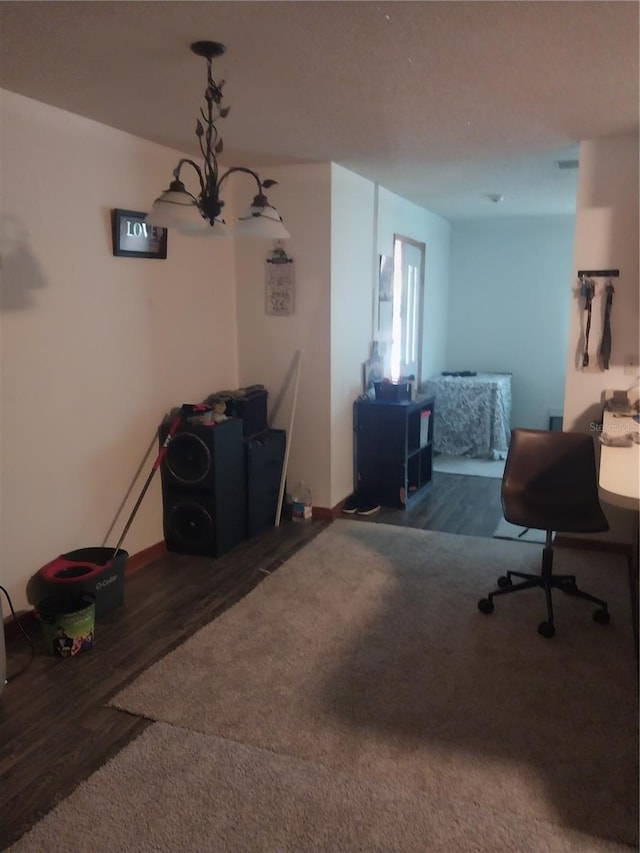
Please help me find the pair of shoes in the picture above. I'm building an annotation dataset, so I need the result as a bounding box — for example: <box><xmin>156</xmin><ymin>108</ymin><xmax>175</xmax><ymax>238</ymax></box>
<box><xmin>341</xmin><ymin>495</ymin><xmax>359</xmax><ymax>514</ymax></box>
<box><xmin>341</xmin><ymin>495</ymin><xmax>381</xmax><ymax>516</ymax></box>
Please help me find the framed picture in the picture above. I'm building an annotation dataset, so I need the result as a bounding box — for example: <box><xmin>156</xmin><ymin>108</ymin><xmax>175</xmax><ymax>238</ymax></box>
<box><xmin>375</xmin><ymin>254</ymin><xmax>394</xmax><ymax>338</ymax></box>
<box><xmin>111</xmin><ymin>209</ymin><xmax>167</xmax><ymax>259</ymax></box>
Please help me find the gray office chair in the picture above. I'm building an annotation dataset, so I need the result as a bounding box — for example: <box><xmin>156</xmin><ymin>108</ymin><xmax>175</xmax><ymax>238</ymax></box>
<box><xmin>478</xmin><ymin>428</ymin><xmax>610</xmax><ymax>638</ymax></box>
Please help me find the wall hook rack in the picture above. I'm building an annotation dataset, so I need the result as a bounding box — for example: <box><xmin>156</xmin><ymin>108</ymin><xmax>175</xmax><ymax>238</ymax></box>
<box><xmin>577</xmin><ymin>269</ymin><xmax>619</xmax><ymax>278</ymax></box>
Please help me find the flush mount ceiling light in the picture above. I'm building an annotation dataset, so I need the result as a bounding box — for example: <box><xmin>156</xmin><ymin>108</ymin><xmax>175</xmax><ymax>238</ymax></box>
<box><xmin>146</xmin><ymin>41</ymin><xmax>289</xmax><ymax>239</ymax></box>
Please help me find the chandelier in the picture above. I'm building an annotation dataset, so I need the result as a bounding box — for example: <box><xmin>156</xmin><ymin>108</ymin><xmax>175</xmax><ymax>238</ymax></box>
<box><xmin>146</xmin><ymin>41</ymin><xmax>289</xmax><ymax>239</ymax></box>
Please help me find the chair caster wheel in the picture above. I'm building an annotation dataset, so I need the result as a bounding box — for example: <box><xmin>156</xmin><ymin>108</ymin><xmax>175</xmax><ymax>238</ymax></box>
<box><xmin>478</xmin><ymin>598</ymin><xmax>494</xmax><ymax>614</ymax></box>
<box><xmin>497</xmin><ymin>575</ymin><xmax>512</xmax><ymax>589</ymax></box>
<box><xmin>538</xmin><ymin>621</ymin><xmax>555</xmax><ymax>638</ymax></box>
<box><xmin>593</xmin><ymin>608</ymin><xmax>610</xmax><ymax>625</ymax></box>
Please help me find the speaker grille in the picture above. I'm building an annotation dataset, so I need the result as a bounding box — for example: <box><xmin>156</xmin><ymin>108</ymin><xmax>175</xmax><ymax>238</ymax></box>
<box><xmin>166</xmin><ymin>432</ymin><xmax>212</xmax><ymax>484</ymax></box>
<box><xmin>166</xmin><ymin>501</ymin><xmax>215</xmax><ymax>550</ymax></box>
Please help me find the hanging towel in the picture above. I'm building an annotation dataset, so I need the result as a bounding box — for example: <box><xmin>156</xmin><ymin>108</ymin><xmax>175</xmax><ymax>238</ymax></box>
<box><xmin>581</xmin><ymin>278</ymin><xmax>595</xmax><ymax>368</ymax></box>
<box><xmin>598</xmin><ymin>280</ymin><xmax>615</xmax><ymax>370</ymax></box>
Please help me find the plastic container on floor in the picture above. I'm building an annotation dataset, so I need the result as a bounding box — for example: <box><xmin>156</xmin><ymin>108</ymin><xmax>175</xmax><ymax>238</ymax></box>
<box><xmin>37</xmin><ymin>592</ymin><xmax>95</xmax><ymax>657</ymax></box>
<box><xmin>291</xmin><ymin>481</ymin><xmax>312</xmax><ymax>521</ymax></box>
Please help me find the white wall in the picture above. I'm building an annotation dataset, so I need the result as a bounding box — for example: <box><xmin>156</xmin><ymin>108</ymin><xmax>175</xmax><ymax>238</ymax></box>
<box><xmin>234</xmin><ymin>169</ymin><xmax>451</xmax><ymax>512</ymax></box>
<box><xmin>330</xmin><ymin>164</ymin><xmax>376</xmax><ymax>507</ymax></box>
<box><xmin>563</xmin><ymin>134</ymin><xmax>639</xmax><ymax>429</ymax></box>
<box><xmin>563</xmin><ymin>132</ymin><xmax>639</xmax><ymax>544</ymax></box>
<box><xmin>234</xmin><ymin>163</ymin><xmax>333</xmax><ymax>507</ymax></box>
<box><xmin>0</xmin><ymin>91</ymin><xmax>239</xmax><ymax>613</ymax></box>
<box><xmin>377</xmin><ymin>187</ymin><xmax>451</xmax><ymax>382</ymax></box>
<box><xmin>234</xmin><ymin>161</ymin><xmax>376</xmax><ymax>511</ymax></box>
<box><xmin>0</xmin><ymin>90</ymin><xmax>459</xmax><ymax>618</ymax></box>
<box><xmin>447</xmin><ymin>217</ymin><xmax>574</xmax><ymax>428</ymax></box>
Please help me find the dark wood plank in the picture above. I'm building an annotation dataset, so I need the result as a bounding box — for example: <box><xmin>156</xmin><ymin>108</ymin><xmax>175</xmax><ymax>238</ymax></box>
<box><xmin>351</xmin><ymin>470</ymin><xmax>503</xmax><ymax>537</ymax></box>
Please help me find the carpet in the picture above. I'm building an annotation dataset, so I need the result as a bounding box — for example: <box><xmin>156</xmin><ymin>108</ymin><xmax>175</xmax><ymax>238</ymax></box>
<box><xmin>12</xmin><ymin>522</ymin><xmax>638</xmax><ymax>852</ymax></box>
<box><xmin>106</xmin><ymin>521</ymin><xmax>638</xmax><ymax>848</ymax></box>
<box><xmin>432</xmin><ymin>454</ymin><xmax>505</xmax><ymax>478</ymax></box>
<box><xmin>493</xmin><ymin>516</ymin><xmax>549</xmax><ymax>544</ymax></box>
<box><xmin>10</xmin><ymin>722</ymin><xmax>632</xmax><ymax>853</ymax></box>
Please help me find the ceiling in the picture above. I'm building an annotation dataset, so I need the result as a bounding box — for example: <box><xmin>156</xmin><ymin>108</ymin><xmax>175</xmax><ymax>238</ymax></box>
<box><xmin>0</xmin><ymin>1</ymin><xmax>638</xmax><ymax>221</ymax></box>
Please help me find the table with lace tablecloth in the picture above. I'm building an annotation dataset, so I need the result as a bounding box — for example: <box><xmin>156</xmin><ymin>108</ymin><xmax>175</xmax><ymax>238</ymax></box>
<box><xmin>422</xmin><ymin>373</ymin><xmax>511</xmax><ymax>459</ymax></box>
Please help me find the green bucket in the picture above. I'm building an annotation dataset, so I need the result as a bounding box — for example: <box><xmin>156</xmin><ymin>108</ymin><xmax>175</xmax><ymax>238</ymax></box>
<box><xmin>37</xmin><ymin>592</ymin><xmax>95</xmax><ymax>657</ymax></box>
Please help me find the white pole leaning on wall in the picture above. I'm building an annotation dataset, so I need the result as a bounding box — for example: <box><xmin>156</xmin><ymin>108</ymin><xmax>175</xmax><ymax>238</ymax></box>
<box><xmin>275</xmin><ymin>349</ymin><xmax>302</xmax><ymax>527</ymax></box>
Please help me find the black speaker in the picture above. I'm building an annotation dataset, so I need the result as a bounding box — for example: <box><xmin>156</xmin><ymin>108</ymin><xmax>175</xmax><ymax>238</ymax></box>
<box><xmin>159</xmin><ymin>416</ymin><xmax>246</xmax><ymax>557</ymax></box>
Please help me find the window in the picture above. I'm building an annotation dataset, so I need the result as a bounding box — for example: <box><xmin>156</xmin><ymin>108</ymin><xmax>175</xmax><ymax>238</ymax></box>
<box><xmin>375</xmin><ymin>235</ymin><xmax>425</xmax><ymax>383</ymax></box>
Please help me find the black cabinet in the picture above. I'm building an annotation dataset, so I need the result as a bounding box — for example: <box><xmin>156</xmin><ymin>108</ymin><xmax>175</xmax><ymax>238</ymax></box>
<box><xmin>354</xmin><ymin>396</ymin><xmax>435</xmax><ymax>508</ymax></box>
<box><xmin>244</xmin><ymin>429</ymin><xmax>286</xmax><ymax>537</ymax></box>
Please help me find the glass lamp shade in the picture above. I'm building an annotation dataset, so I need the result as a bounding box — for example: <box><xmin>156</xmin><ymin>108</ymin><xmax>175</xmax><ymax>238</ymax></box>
<box><xmin>236</xmin><ymin>204</ymin><xmax>290</xmax><ymax>239</ymax></box>
<box><xmin>145</xmin><ymin>189</ymin><xmax>204</xmax><ymax>230</ymax></box>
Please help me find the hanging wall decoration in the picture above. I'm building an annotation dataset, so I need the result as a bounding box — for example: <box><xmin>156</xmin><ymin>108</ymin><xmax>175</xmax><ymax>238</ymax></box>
<box><xmin>265</xmin><ymin>246</ymin><xmax>295</xmax><ymax>315</ymax></box>
<box><xmin>111</xmin><ymin>209</ymin><xmax>167</xmax><ymax>259</ymax></box>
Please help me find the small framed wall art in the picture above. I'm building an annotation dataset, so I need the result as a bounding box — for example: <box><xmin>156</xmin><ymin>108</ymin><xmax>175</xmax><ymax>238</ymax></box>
<box><xmin>111</xmin><ymin>209</ymin><xmax>167</xmax><ymax>259</ymax></box>
<box><xmin>265</xmin><ymin>246</ymin><xmax>295</xmax><ymax>315</ymax></box>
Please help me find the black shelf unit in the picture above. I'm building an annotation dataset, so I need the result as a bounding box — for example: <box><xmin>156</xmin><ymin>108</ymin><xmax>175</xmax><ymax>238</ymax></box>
<box><xmin>354</xmin><ymin>396</ymin><xmax>435</xmax><ymax>508</ymax></box>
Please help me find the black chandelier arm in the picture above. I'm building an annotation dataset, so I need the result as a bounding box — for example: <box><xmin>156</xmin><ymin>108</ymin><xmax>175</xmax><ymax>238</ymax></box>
<box><xmin>218</xmin><ymin>166</ymin><xmax>269</xmax><ymax>197</ymax></box>
<box><xmin>172</xmin><ymin>158</ymin><xmax>206</xmax><ymax>197</ymax></box>
<box><xmin>198</xmin><ymin>113</ymin><xmax>220</xmax><ymax>187</ymax></box>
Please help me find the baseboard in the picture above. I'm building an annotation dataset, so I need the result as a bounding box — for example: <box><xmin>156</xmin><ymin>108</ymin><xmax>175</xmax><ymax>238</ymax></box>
<box><xmin>312</xmin><ymin>506</ymin><xmax>334</xmax><ymax>520</ymax></box>
<box><xmin>331</xmin><ymin>498</ymin><xmax>351</xmax><ymax>518</ymax></box>
<box><xmin>2</xmin><ymin>607</ymin><xmax>39</xmax><ymax>644</ymax></box>
<box><xmin>125</xmin><ymin>541</ymin><xmax>167</xmax><ymax>575</ymax></box>
<box><xmin>3</xmin><ymin>541</ymin><xmax>168</xmax><ymax>643</ymax></box>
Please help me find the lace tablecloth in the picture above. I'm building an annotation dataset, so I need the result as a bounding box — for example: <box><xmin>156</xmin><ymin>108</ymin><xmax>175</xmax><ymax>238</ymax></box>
<box><xmin>422</xmin><ymin>373</ymin><xmax>512</xmax><ymax>459</ymax></box>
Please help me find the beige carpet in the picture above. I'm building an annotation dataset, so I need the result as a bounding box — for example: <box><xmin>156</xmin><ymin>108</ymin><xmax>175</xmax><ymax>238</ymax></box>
<box><xmin>10</xmin><ymin>722</ymin><xmax>631</xmax><ymax>853</ymax></box>
<box><xmin>108</xmin><ymin>521</ymin><xmax>637</xmax><ymax>848</ymax></box>
<box><xmin>13</xmin><ymin>522</ymin><xmax>638</xmax><ymax>851</ymax></box>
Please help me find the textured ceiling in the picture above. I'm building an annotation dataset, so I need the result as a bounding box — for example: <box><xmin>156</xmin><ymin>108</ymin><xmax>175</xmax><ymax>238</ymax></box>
<box><xmin>0</xmin><ymin>1</ymin><xmax>638</xmax><ymax>220</ymax></box>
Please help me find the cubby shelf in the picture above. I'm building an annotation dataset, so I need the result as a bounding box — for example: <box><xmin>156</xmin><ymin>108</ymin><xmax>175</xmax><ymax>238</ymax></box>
<box><xmin>353</xmin><ymin>396</ymin><xmax>435</xmax><ymax>508</ymax></box>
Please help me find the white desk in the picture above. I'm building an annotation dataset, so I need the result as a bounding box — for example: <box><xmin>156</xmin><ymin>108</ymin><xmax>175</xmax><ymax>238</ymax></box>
<box><xmin>599</xmin><ymin>410</ymin><xmax>639</xmax><ymax>658</ymax></box>
<box><xmin>599</xmin><ymin>411</ymin><xmax>640</xmax><ymax>509</ymax></box>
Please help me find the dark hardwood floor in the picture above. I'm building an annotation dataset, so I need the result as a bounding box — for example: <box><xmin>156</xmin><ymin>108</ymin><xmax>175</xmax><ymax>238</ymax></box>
<box><xmin>0</xmin><ymin>471</ymin><xmax>502</xmax><ymax>849</ymax></box>
<box><xmin>370</xmin><ymin>470</ymin><xmax>503</xmax><ymax>537</ymax></box>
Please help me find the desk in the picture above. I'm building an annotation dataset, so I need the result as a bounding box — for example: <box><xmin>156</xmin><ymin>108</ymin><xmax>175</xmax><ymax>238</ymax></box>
<box><xmin>422</xmin><ymin>373</ymin><xmax>511</xmax><ymax>459</ymax></box>
<box><xmin>599</xmin><ymin>410</ymin><xmax>640</xmax><ymax>657</ymax></box>
<box><xmin>599</xmin><ymin>411</ymin><xmax>640</xmax><ymax>508</ymax></box>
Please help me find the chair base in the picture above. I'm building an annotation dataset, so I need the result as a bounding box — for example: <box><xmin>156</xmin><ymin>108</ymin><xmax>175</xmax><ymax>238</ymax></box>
<box><xmin>478</xmin><ymin>546</ymin><xmax>610</xmax><ymax>637</ymax></box>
